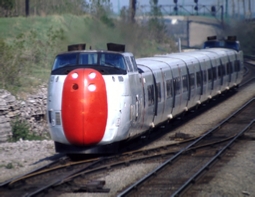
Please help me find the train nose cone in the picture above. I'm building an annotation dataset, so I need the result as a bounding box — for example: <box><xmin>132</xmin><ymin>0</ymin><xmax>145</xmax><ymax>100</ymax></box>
<box><xmin>62</xmin><ymin>68</ymin><xmax>108</xmax><ymax>146</ymax></box>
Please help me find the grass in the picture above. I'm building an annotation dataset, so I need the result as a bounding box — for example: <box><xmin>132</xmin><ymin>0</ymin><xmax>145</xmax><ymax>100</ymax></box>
<box><xmin>0</xmin><ymin>14</ymin><xmax>177</xmax><ymax>95</ymax></box>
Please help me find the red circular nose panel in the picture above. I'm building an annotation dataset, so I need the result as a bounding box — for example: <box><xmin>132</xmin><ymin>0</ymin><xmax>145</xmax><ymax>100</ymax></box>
<box><xmin>62</xmin><ymin>68</ymin><xmax>108</xmax><ymax>146</ymax></box>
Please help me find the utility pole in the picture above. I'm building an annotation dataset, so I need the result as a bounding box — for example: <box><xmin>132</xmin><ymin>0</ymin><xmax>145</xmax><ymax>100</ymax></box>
<box><xmin>129</xmin><ymin>0</ymin><xmax>136</xmax><ymax>23</ymax></box>
<box><xmin>25</xmin><ymin>0</ymin><xmax>29</xmax><ymax>17</ymax></box>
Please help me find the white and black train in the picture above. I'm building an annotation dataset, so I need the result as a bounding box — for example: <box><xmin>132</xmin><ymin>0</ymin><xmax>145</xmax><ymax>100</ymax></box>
<box><xmin>47</xmin><ymin>36</ymin><xmax>244</xmax><ymax>154</ymax></box>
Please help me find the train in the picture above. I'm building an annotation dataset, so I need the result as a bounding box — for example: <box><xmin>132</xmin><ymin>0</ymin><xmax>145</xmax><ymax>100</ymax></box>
<box><xmin>47</xmin><ymin>36</ymin><xmax>244</xmax><ymax>154</ymax></box>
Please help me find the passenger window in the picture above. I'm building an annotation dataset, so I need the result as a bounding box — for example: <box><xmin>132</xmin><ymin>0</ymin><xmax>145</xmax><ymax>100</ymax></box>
<box><xmin>189</xmin><ymin>73</ymin><xmax>195</xmax><ymax>90</ymax></box>
<box><xmin>166</xmin><ymin>79</ymin><xmax>172</xmax><ymax>98</ymax></box>
<box><xmin>174</xmin><ymin>77</ymin><xmax>181</xmax><ymax>95</ymax></box>
<box><xmin>212</xmin><ymin>67</ymin><xmax>217</xmax><ymax>80</ymax></box>
<box><xmin>196</xmin><ymin>72</ymin><xmax>202</xmax><ymax>87</ymax></box>
<box><xmin>208</xmin><ymin>68</ymin><xmax>212</xmax><ymax>81</ymax></box>
<box><xmin>203</xmin><ymin>70</ymin><xmax>207</xmax><ymax>82</ymax></box>
<box><xmin>182</xmin><ymin>75</ymin><xmax>188</xmax><ymax>92</ymax></box>
<box><xmin>234</xmin><ymin>60</ymin><xmax>240</xmax><ymax>72</ymax></box>
<box><xmin>218</xmin><ymin>65</ymin><xmax>226</xmax><ymax>76</ymax></box>
<box><xmin>157</xmin><ymin>83</ymin><xmax>161</xmax><ymax>102</ymax></box>
<box><xmin>222</xmin><ymin>65</ymin><xmax>226</xmax><ymax>76</ymax></box>
<box><xmin>147</xmin><ymin>85</ymin><xmax>154</xmax><ymax>106</ymax></box>
<box><xmin>227</xmin><ymin>62</ymin><xmax>233</xmax><ymax>74</ymax></box>
<box><xmin>125</xmin><ymin>57</ymin><xmax>134</xmax><ymax>72</ymax></box>
<box><xmin>218</xmin><ymin>65</ymin><xmax>222</xmax><ymax>77</ymax></box>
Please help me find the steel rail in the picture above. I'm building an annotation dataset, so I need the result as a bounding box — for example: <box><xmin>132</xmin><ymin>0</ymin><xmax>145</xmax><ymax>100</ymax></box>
<box><xmin>0</xmin><ymin>154</ymin><xmax>66</xmax><ymax>187</ymax></box>
<box><xmin>171</xmin><ymin>119</ymin><xmax>255</xmax><ymax>197</ymax></box>
<box><xmin>24</xmin><ymin>159</ymin><xmax>103</xmax><ymax>197</ymax></box>
<box><xmin>117</xmin><ymin>98</ymin><xmax>255</xmax><ymax>197</ymax></box>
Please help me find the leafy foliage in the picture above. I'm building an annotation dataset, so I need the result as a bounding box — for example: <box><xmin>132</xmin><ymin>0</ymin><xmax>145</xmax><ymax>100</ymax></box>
<box><xmin>0</xmin><ymin>39</ymin><xmax>23</xmax><ymax>90</ymax></box>
<box><xmin>0</xmin><ymin>0</ymin><xmax>87</xmax><ymax>17</ymax></box>
<box><xmin>0</xmin><ymin>1</ymin><xmax>177</xmax><ymax>93</ymax></box>
<box><xmin>223</xmin><ymin>21</ymin><xmax>255</xmax><ymax>55</ymax></box>
<box><xmin>5</xmin><ymin>163</ymin><xmax>14</xmax><ymax>169</ymax></box>
<box><xmin>0</xmin><ymin>0</ymin><xmax>14</xmax><ymax>10</ymax></box>
<box><xmin>148</xmin><ymin>0</ymin><xmax>167</xmax><ymax>43</ymax></box>
<box><xmin>10</xmin><ymin>118</ymin><xmax>44</xmax><ymax>142</ymax></box>
<box><xmin>0</xmin><ymin>25</ymin><xmax>65</xmax><ymax>93</ymax></box>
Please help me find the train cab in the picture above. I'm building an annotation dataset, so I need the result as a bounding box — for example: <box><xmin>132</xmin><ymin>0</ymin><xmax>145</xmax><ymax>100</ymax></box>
<box><xmin>47</xmin><ymin>43</ymin><xmax>143</xmax><ymax>153</ymax></box>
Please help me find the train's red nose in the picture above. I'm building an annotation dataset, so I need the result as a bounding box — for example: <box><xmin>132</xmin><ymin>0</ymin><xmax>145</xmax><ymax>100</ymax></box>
<box><xmin>62</xmin><ymin>68</ymin><xmax>108</xmax><ymax>146</ymax></box>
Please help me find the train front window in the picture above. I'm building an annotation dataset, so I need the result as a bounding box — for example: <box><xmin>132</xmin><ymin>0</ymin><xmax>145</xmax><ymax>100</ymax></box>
<box><xmin>52</xmin><ymin>53</ymin><xmax>77</xmax><ymax>70</ymax></box>
<box><xmin>79</xmin><ymin>53</ymin><xmax>98</xmax><ymax>64</ymax></box>
<box><xmin>52</xmin><ymin>52</ymin><xmax>127</xmax><ymax>72</ymax></box>
<box><xmin>100</xmin><ymin>53</ymin><xmax>126</xmax><ymax>70</ymax></box>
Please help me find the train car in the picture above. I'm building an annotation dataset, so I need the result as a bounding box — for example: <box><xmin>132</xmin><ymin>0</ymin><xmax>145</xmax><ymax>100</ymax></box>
<box><xmin>47</xmin><ymin>37</ymin><xmax>243</xmax><ymax>154</ymax></box>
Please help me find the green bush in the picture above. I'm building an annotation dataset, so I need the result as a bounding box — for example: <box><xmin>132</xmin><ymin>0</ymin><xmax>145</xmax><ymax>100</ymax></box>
<box><xmin>0</xmin><ymin>25</ymin><xmax>65</xmax><ymax>94</ymax></box>
<box><xmin>5</xmin><ymin>163</ymin><xmax>14</xmax><ymax>169</ymax></box>
<box><xmin>10</xmin><ymin>118</ymin><xmax>43</xmax><ymax>142</ymax></box>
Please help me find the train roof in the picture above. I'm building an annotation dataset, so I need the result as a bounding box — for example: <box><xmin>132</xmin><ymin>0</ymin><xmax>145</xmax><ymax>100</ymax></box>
<box><xmin>56</xmin><ymin>50</ymin><xmax>129</xmax><ymax>56</ymax></box>
<box><xmin>56</xmin><ymin>42</ymin><xmax>130</xmax><ymax>56</ymax></box>
<box><xmin>136</xmin><ymin>57</ymin><xmax>184</xmax><ymax>70</ymax></box>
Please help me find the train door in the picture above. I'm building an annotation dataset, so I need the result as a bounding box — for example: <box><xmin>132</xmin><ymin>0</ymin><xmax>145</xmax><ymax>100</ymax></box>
<box><xmin>199</xmin><ymin>52</ymin><xmax>219</xmax><ymax>97</ymax></box>
<box><xmin>206</xmin><ymin>50</ymin><xmax>229</xmax><ymax>92</ymax></box>
<box><xmin>205</xmin><ymin>55</ymin><xmax>221</xmax><ymax>95</ymax></box>
<box><xmin>234</xmin><ymin>51</ymin><xmax>244</xmax><ymax>85</ymax></box>
<box><xmin>124</xmin><ymin>54</ymin><xmax>144</xmax><ymax>135</ymax></box>
<box><xmin>151</xmin><ymin>67</ymin><xmax>165</xmax><ymax>125</ymax></box>
<box><xmin>224</xmin><ymin>50</ymin><xmax>236</xmax><ymax>89</ymax></box>
<box><xmin>191</xmin><ymin>61</ymin><xmax>201</xmax><ymax>106</ymax></box>
<box><xmin>163</xmin><ymin>68</ymin><xmax>175</xmax><ymax>120</ymax></box>
<box><xmin>183</xmin><ymin>56</ymin><xmax>203</xmax><ymax>105</ymax></box>
<box><xmin>170</xmin><ymin>64</ymin><xmax>185</xmax><ymax>117</ymax></box>
<box><xmin>183</xmin><ymin>53</ymin><xmax>211</xmax><ymax>103</ymax></box>
<box><xmin>220</xmin><ymin>56</ymin><xmax>231</xmax><ymax>90</ymax></box>
<box><xmin>136</xmin><ymin>59</ymin><xmax>165</xmax><ymax>131</ymax></box>
<box><xmin>198</xmin><ymin>59</ymin><xmax>210</xmax><ymax>103</ymax></box>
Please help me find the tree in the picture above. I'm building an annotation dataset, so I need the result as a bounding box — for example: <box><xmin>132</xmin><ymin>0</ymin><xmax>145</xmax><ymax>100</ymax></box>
<box><xmin>0</xmin><ymin>0</ymin><xmax>14</xmax><ymax>10</ymax></box>
<box><xmin>148</xmin><ymin>0</ymin><xmax>166</xmax><ymax>42</ymax></box>
<box><xmin>129</xmin><ymin>0</ymin><xmax>136</xmax><ymax>23</ymax></box>
<box><xmin>0</xmin><ymin>0</ymin><xmax>14</xmax><ymax>16</ymax></box>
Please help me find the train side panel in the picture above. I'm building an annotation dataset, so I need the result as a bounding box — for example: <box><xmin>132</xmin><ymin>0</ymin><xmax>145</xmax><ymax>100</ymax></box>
<box><xmin>47</xmin><ymin>75</ymin><xmax>70</xmax><ymax>144</ymax></box>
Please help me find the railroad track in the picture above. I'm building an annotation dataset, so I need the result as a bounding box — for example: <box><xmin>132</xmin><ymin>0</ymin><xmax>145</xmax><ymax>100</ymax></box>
<box><xmin>117</xmin><ymin>98</ymin><xmax>255</xmax><ymax>197</ymax></box>
<box><xmin>0</xmin><ymin>99</ymin><xmax>248</xmax><ymax>197</ymax></box>
<box><xmin>0</xmin><ymin>133</ymin><xmax>227</xmax><ymax>196</ymax></box>
<box><xmin>1</xmin><ymin>98</ymin><xmax>254</xmax><ymax>197</ymax></box>
<box><xmin>0</xmin><ymin>155</ymin><xmax>104</xmax><ymax>197</ymax></box>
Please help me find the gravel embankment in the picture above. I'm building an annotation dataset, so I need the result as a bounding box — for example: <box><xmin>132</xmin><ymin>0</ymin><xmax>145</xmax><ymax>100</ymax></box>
<box><xmin>0</xmin><ymin>140</ymin><xmax>55</xmax><ymax>182</ymax></box>
<box><xmin>0</xmin><ymin>83</ymin><xmax>254</xmax><ymax>197</ymax></box>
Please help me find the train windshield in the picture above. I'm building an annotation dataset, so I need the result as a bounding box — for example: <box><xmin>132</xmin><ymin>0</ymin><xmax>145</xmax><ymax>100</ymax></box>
<box><xmin>52</xmin><ymin>52</ymin><xmax>126</xmax><ymax>71</ymax></box>
<box><xmin>52</xmin><ymin>53</ymin><xmax>77</xmax><ymax>70</ymax></box>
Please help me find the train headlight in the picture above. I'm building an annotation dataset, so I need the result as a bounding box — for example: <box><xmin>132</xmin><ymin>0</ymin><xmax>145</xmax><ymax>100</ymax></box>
<box><xmin>89</xmin><ymin>72</ymin><xmax>96</xmax><ymax>79</ymax></box>
<box><xmin>88</xmin><ymin>84</ymin><xmax>96</xmax><ymax>92</ymax></box>
<box><xmin>72</xmin><ymin>73</ymin><xmax>78</xmax><ymax>79</ymax></box>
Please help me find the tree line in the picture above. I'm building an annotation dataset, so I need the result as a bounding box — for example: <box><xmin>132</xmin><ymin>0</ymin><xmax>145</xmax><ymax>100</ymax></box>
<box><xmin>0</xmin><ymin>0</ymin><xmax>93</xmax><ymax>17</ymax></box>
